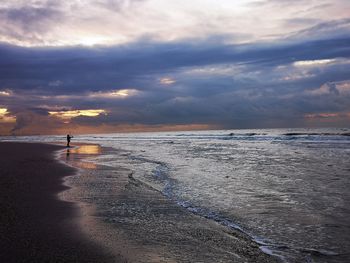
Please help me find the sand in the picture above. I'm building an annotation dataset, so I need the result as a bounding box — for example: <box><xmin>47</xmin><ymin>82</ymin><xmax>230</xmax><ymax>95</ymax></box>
<box><xmin>0</xmin><ymin>142</ymin><xmax>121</xmax><ymax>263</ymax></box>
<box><xmin>0</xmin><ymin>142</ymin><xmax>278</xmax><ymax>262</ymax></box>
<box><xmin>62</xmin><ymin>144</ymin><xmax>279</xmax><ymax>262</ymax></box>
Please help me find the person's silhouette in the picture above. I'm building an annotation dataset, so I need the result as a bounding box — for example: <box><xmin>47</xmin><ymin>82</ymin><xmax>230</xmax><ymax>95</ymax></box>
<box><xmin>66</xmin><ymin>134</ymin><xmax>73</xmax><ymax>147</ymax></box>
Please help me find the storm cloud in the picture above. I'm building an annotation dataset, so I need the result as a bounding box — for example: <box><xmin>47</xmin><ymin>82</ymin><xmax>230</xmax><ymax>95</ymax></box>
<box><xmin>0</xmin><ymin>0</ymin><xmax>350</xmax><ymax>134</ymax></box>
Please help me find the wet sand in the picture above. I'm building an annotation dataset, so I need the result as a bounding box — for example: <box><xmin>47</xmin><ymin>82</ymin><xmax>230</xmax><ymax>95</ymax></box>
<box><xmin>0</xmin><ymin>141</ymin><xmax>279</xmax><ymax>262</ymax></box>
<box><xmin>62</xmin><ymin>145</ymin><xmax>279</xmax><ymax>262</ymax></box>
<box><xmin>0</xmin><ymin>142</ymin><xmax>122</xmax><ymax>263</ymax></box>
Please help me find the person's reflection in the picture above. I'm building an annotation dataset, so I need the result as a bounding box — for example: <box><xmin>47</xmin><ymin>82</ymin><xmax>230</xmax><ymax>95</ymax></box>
<box><xmin>66</xmin><ymin>148</ymin><xmax>70</xmax><ymax>161</ymax></box>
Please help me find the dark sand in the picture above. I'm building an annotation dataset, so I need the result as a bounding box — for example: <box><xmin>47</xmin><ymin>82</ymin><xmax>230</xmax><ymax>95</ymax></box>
<box><xmin>0</xmin><ymin>142</ymin><xmax>122</xmax><ymax>263</ymax></box>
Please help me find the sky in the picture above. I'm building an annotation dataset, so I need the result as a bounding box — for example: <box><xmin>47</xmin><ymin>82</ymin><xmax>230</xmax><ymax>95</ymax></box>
<box><xmin>0</xmin><ymin>0</ymin><xmax>349</xmax><ymax>135</ymax></box>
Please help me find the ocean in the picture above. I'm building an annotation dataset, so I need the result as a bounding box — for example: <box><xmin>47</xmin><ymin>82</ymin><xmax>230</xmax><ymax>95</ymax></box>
<box><xmin>2</xmin><ymin>128</ymin><xmax>350</xmax><ymax>262</ymax></box>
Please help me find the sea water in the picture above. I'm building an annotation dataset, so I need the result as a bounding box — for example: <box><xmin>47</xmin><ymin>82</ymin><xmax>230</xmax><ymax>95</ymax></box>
<box><xmin>3</xmin><ymin>128</ymin><xmax>350</xmax><ymax>262</ymax></box>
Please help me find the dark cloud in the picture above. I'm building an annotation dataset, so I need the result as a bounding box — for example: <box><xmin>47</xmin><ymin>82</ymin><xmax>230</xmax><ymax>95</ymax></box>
<box><xmin>0</xmin><ymin>36</ymin><xmax>349</xmax><ymax>94</ymax></box>
<box><xmin>1</xmin><ymin>1</ymin><xmax>349</xmax><ymax>134</ymax></box>
<box><xmin>287</xmin><ymin>18</ymin><xmax>350</xmax><ymax>41</ymax></box>
<box><xmin>283</xmin><ymin>18</ymin><xmax>321</xmax><ymax>27</ymax></box>
<box><xmin>0</xmin><ymin>6</ymin><xmax>62</xmax><ymax>30</ymax></box>
<box><xmin>1</xmin><ymin>34</ymin><xmax>350</xmax><ymax>133</ymax></box>
<box><xmin>0</xmin><ymin>1</ymin><xmax>64</xmax><ymax>44</ymax></box>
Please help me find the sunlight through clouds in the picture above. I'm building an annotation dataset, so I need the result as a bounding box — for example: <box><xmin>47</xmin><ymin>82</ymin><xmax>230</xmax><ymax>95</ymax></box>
<box><xmin>0</xmin><ymin>90</ymin><xmax>11</xmax><ymax>96</ymax></box>
<box><xmin>293</xmin><ymin>59</ymin><xmax>337</xmax><ymax>67</ymax></box>
<box><xmin>89</xmin><ymin>89</ymin><xmax>139</xmax><ymax>98</ymax></box>
<box><xmin>0</xmin><ymin>0</ymin><xmax>349</xmax><ymax>134</ymax></box>
<box><xmin>48</xmin><ymin>109</ymin><xmax>107</xmax><ymax>120</ymax></box>
<box><xmin>0</xmin><ymin>108</ymin><xmax>16</xmax><ymax>123</ymax></box>
<box><xmin>160</xmin><ymin>77</ymin><xmax>176</xmax><ymax>85</ymax></box>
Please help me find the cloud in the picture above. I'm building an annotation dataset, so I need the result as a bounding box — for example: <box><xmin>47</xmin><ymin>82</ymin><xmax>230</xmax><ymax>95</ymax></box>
<box><xmin>89</xmin><ymin>89</ymin><xmax>139</xmax><ymax>98</ymax></box>
<box><xmin>0</xmin><ymin>36</ymin><xmax>349</xmax><ymax>94</ymax></box>
<box><xmin>0</xmin><ymin>90</ymin><xmax>11</xmax><ymax>96</ymax></box>
<box><xmin>305</xmin><ymin>112</ymin><xmax>341</xmax><ymax>118</ymax></box>
<box><xmin>0</xmin><ymin>1</ymin><xmax>65</xmax><ymax>45</ymax></box>
<box><xmin>0</xmin><ymin>107</ymin><xmax>16</xmax><ymax>123</ymax></box>
<box><xmin>48</xmin><ymin>109</ymin><xmax>107</xmax><ymax>120</ymax></box>
<box><xmin>94</xmin><ymin>0</ymin><xmax>148</xmax><ymax>12</ymax></box>
<box><xmin>287</xmin><ymin>18</ymin><xmax>350</xmax><ymax>41</ymax></box>
<box><xmin>0</xmin><ymin>5</ymin><xmax>62</xmax><ymax>30</ymax></box>
<box><xmin>0</xmin><ymin>1</ymin><xmax>350</xmax><ymax>134</ymax></box>
<box><xmin>307</xmin><ymin>80</ymin><xmax>350</xmax><ymax>96</ymax></box>
<box><xmin>0</xmin><ymin>34</ymin><xmax>349</xmax><ymax>134</ymax></box>
<box><xmin>304</xmin><ymin>111</ymin><xmax>350</xmax><ymax>127</ymax></box>
<box><xmin>1</xmin><ymin>1</ymin><xmax>349</xmax><ymax>46</ymax></box>
<box><xmin>159</xmin><ymin>77</ymin><xmax>176</xmax><ymax>85</ymax></box>
<box><xmin>293</xmin><ymin>59</ymin><xmax>337</xmax><ymax>67</ymax></box>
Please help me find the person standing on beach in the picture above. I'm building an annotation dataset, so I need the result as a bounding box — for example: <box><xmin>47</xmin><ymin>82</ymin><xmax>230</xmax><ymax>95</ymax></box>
<box><xmin>66</xmin><ymin>134</ymin><xmax>73</xmax><ymax>147</ymax></box>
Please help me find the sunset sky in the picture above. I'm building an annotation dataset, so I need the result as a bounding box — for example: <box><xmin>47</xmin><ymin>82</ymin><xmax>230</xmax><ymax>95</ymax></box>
<box><xmin>0</xmin><ymin>0</ymin><xmax>349</xmax><ymax>135</ymax></box>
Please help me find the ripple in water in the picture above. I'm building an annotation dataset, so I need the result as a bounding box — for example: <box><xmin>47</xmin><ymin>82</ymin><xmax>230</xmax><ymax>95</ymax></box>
<box><xmin>3</xmin><ymin>128</ymin><xmax>350</xmax><ymax>262</ymax></box>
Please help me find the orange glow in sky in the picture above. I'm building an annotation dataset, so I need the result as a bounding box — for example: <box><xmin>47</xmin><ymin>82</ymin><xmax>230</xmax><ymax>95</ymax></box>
<box><xmin>304</xmin><ymin>113</ymin><xmax>341</xmax><ymax>119</ymax></box>
<box><xmin>49</xmin><ymin>109</ymin><xmax>107</xmax><ymax>120</ymax></box>
<box><xmin>0</xmin><ymin>108</ymin><xmax>16</xmax><ymax>123</ymax></box>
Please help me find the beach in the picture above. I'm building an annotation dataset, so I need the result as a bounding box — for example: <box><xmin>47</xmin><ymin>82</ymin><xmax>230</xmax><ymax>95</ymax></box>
<box><xmin>0</xmin><ymin>142</ymin><xmax>122</xmax><ymax>262</ymax></box>
<box><xmin>2</xmin><ymin>0</ymin><xmax>349</xmax><ymax>261</ymax></box>
<box><xmin>0</xmin><ymin>141</ymin><xmax>278</xmax><ymax>262</ymax></box>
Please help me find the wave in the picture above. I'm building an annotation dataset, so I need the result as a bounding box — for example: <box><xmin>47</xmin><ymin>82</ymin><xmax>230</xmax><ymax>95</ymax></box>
<box><xmin>283</xmin><ymin>132</ymin><xmax>350</xmax><ymax>137</ymax></box>
<box><xmin>143</xmin><ymin>160</ymin><xmax>342</xmax><ymax>263</ymax></box>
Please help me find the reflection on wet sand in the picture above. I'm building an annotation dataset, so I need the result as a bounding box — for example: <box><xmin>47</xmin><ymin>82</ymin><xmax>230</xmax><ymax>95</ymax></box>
<box><xmin>70</xmin><ymin>145</ymin><xmax>101</xmax><ymax>155</ymax></box>
<box><xmin>77</xmin><ymin>162</ymin><xmax>97</xmax><ymax>170</ymax></box>
<box><xmin>65</xmin><ymin>145</ymin><xmax>99</xmax><ymax>169</ymax></box>
<box><xmin>60</xmin><ymin>146</ymin><xmax>277</xmax><ymax>263</ymax></box>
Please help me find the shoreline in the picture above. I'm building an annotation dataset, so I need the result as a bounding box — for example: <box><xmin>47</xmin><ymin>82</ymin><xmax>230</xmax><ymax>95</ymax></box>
<box><xmin>0</xmin><ymin>141</ymin><xmax>279</xmax><ymax>262</ymax></box>
<box><xmin>60</xmin><ymin>143</ymin><xmax>279</xmax><ymax>262</ymax></box>
<box><xmin>0</xmin><ymin>142</ymin><xmax>122</xmax><ymax>262</ymax></box>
